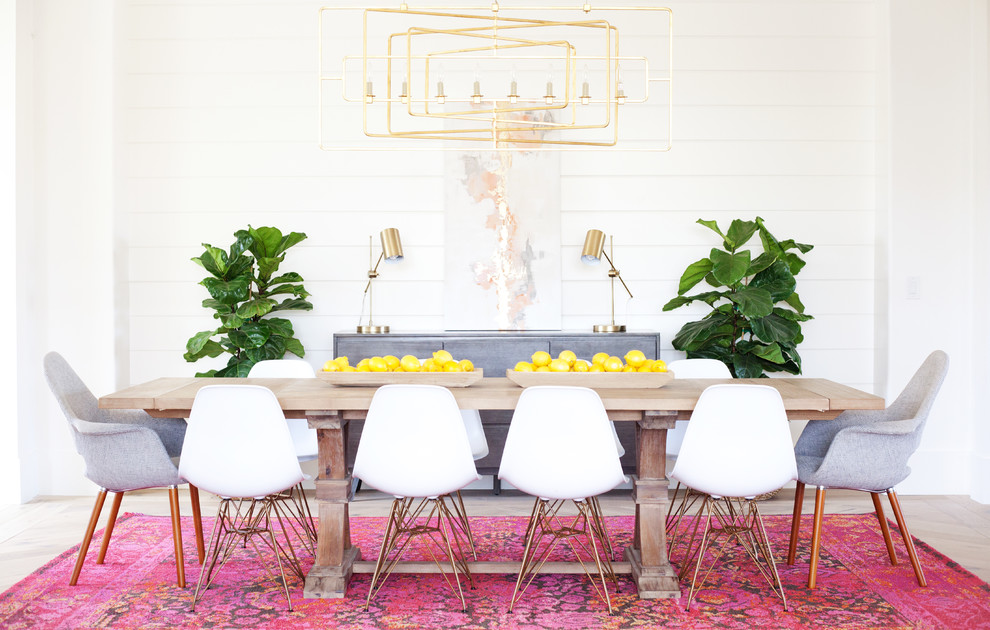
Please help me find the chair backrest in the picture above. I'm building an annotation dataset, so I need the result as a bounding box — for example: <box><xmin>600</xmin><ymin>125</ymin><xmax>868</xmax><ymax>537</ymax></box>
<box><xmin>247</xmin><ymin>359</ymin><xmax>317</xmax><ymax>460</ymax></box>
<box><xmin>671</xmin><ymin>384</ymin><xmax>797</xmax><ymax>498</ymax></box>
<box><xmin>885</xmin><ymin>350</ymin><xmax>949</xmax><ymax>448</ymax></box>
<box><xmin>179</xmin><ymin>385</ymin><xmax>304</xmax><ymax>498</ymax></box>
<box><xmin>499</xmin><ymin>386</ymin><xmax>627</xmax><ymax>501</ymax></box>
<box><xmin>460</xmin><ymin>409</ymin><xmax>490</xmax><ymax>460</ymax></box>
<box><xmin>667</xmin><ymin>358</ymin><xmax>732</xmax><ymax>379</ymax></box>
<box><xmin>43</xmin><ymin>352</ymin><xmax>102</xmax><ymax>426</ymax></box>
<box><xmin>352</xmin><ymin>385</ymin><xmax>479</xmax><ymax>498</ymax></box>
<box><xmin>248</xmin><ymin>359</ymin><xmax>316</xmax><ymax>378</ymax></box>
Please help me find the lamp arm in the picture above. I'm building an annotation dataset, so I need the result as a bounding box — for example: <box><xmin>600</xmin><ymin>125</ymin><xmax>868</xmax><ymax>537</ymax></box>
<box><xmin>600</xmin><ymin>249</ymin><xmax>634</xmax><ymax>299</ymax></box>
<box><xmin>362</xmin><ymin>251</ymin><xmax>385</xmax><ymax>294</ymax></box>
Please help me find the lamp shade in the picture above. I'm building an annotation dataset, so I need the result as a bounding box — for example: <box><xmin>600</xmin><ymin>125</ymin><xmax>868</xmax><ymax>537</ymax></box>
<box><xmin>380</xmin><ymin>228</ymin><xmax>403</xmax><ymax>262</ymax></box>
<box><xmin>581</xmin><ymin>229</ymin><xmax>605</xmax><ymax>264</ymax></box>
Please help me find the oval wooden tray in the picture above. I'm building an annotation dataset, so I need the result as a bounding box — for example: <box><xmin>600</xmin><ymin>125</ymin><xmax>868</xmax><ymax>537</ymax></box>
<box><xmin>317</xmin><ymin>369</ymin><xmax>483</xmax><ymax>387</ymax></box>
<box><xmin>504</xmin><ymin>369</ymin><xmax>674</xmax><ymax>388</ymax></box>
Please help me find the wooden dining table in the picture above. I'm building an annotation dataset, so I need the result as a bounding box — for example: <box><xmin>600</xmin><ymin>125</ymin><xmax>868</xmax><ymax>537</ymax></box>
<box><xmin>99</xmin><ymin>375</ymin><xmax>883</xmax><ymax>600</ymax></box>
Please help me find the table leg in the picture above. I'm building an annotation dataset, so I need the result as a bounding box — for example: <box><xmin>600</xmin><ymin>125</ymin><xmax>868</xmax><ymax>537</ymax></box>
<box><xmin>623</xmin><ymin>413</ymin><xmax>681</xmax><ymax>599</ymax></box>
<box><xmin>303</xmin><ymin>414</ymin><xmax>361</xmax><ymax>598</ymax></box>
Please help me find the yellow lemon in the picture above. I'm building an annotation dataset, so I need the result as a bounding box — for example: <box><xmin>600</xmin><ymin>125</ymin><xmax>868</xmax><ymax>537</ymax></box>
<box><xmin>356</xmin><ymin>358</ymin><xmax>370</xmax><ymax>369</ymax></box>
<box><xmin>421</xmin><ymin>358</ymin><xmax>439</xmax><ymax>372</ymax></box>
<box><xmin>624</xmin><ymin>349</ymin><xmax>647</xmax><ymax>368</ymax></box>
<box><xmin>458</xmin><ymin>359</ymin><xmax>474</xmax><ymax>372</ymax></box>
<box><xmin>557</xmin><ymin>350</ymin><xmax>577</xmax><ymax>367</ymax></box>
<box><xmin>433</xmin><ymin>349</ymin><xmax>453</xmax><ymax>366</ymax></box>
<box><xmin>589</xmin><ymin>364</ymin><xmax>605</xmax><ymax>372</ymax></box>
<box><xmin>383</xmin><ymin>355</ymin><xmax>400</xmax><ymax>371</ymax></box>
<box><xmin>638</xmin><ymin>359</ymin><xmax>655</xmax><ymax>372</ymax></box>
<box><xmin>591</xmin><ymin>352</ymin><xmax>609</xmax><ymax>367</ymax></box>
<box><xmin>604</xmin><ymin>356</ymin><xmax>624</xmax><ymax>372</ymax></box>
<box><xmin>549</xmin><ymin>358</ymin><xmax>570</xmax><ymax>372</ymax></box>
<box><xmin>357</xmin><ymin>364</ymin><xmax>371</xmax><ymax>372</ymax></box>
<box><xmin>651</xmin><ymin>359</ymin><xmax>668</xmax><ymax>373</ymax></box>
<box><xmin>514</xmin><ymin>361</ymin><xmax>534</xmax><ymax>372</ymax></box>
<box><xmin>369</xmin><ymin>356</ymin><xmax>388</xmax><ymax>372</ymax></box>
<box><xmin>341</xmin><ymin>365</ymin><xmax>357</xmax><ymax>372</ymax></box>
<box><xmin>623</xmin><ymin>365</ymin><xmax>636</xmax><ymax>372</ymax></box>
<box><xmin>322</xmin><ymin>359</ymin><xmax>339</xmax><ymax>372</ymax></box>
<box><xmin>444</xmin><ymin>361</ymin><xmax>462</xmax><ymax>372</ymax></box>
<box><xmin>400</xmin><ymin>355</ymin><xmax>421</xmax><ymax>372</ymax></box>
<box><xmin>573</xmin><ymin>359</ymin><xmax>590</xmax><ymax>372</ymax></box>
<box><xmin>535</xmin><ymin>365</ymin><xmax>551</xmax><ymax>372</ymax></box>
<box><xmin>333</xmin><ymin>356</ymin><xmax>350</xmax><ymax>369</ymax></box>
<box><xmin>531</xmin><ymin>350</ymin><xmax>552</xmax><ymax>367</ymax></box>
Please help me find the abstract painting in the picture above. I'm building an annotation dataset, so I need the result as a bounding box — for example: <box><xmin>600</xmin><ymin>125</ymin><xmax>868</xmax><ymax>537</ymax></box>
<box><xmin>443</xmin><ymin>115</ymin><xmax>561</xmax><ymax>330</ymax></box>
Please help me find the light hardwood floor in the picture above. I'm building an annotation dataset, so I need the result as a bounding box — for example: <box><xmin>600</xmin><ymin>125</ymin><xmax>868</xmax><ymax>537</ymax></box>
<box><xmin>1</xmin><ymin>488</ymin><xmax>988</xmax><ymax>592</ymax></box>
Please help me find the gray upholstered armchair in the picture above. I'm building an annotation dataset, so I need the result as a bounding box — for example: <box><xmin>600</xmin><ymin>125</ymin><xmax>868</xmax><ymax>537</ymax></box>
<box><xmin>43</xmin><ymin>352</ymin><xmax>205</xmax><ymax>587</ymax></box>
<box><xmin>786</xmin><ymin>350</ymin><xmax>949</xmax><ymax>589</ymax></box>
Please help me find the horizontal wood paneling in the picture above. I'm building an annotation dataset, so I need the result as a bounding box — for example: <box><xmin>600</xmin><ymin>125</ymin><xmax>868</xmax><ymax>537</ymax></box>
<box><xmin>121</xmin><ymin>0</ymin><xmax>879</xmax><ymax>393</ymax></box>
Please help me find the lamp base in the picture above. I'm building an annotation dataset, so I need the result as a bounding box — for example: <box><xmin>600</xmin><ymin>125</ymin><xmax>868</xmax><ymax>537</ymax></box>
<box><xmin>593</xmin><ymin>324</ymin><xmax>626</xmax><ymax>333</ymax></box>
<box><xmin>356</xmin><ymin>325</ymin><xmax>390</xmax><ymax>334</ymax></box>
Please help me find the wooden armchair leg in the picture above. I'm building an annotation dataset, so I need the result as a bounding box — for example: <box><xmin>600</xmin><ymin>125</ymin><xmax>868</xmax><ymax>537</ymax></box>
<box><xmin>787</xmin><ymin>481</ymin><xmax>805</xmax><ymax>564</ymax></box>
<box><xmin>168</xmin><ymin>486</ymin><xmax>186</xmax><ymax>588</ymax></box>
<box><xmin>189</xmin><ymin>485</ymin><xmax>205</xmax><ymax>564</ymax></box>
<box><xmin>96</xmin><ymin>492</ymin><xmax>124</xmax><ymax>564</ymax></box>
<box><xmin>70</xmin><ymin>489</ymin><xmax>108</xmax><ymax>586</ymax></box>
<box><xmin>887</xmin><ymin>490</ymin><xmax>927</xmax><ymax>587</ymax></box>
<box><xmin>871</xmin><ymin>492</ymin><xmax>898</xmax><ymax>565</ymax></box>
<box><xmin>808</xmin><ymin>486</ymin><xmax>826</xmax><ymax>589</ymax></box>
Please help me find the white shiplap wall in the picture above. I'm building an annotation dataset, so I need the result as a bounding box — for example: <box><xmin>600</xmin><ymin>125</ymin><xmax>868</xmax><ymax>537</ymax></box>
<box><xmin>121</xmin><ymin>0</ymin><xmax>878</xmax><ymax>390</ymax></box>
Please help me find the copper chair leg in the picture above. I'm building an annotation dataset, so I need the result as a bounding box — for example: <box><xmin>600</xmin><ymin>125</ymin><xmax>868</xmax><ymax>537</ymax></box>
<box><xmin>787</xmin><ymin>481</ymin><xmax>805</xmax><ymax>565</ymax></box>
<box><xmin>70</xmin><ymin>489</ymin><xmax>108</xmax><ymax>586</ymax></box>
<box><xmin>887</xmin><ymin>490</ymin><xmax>927</xmax><ymax>587</ymax></box>
<box><xmin>96</xmin><ymin>491</ymin><xmax>124</xmax><ymax>564</ymax></box>
<box><xmin>168</xmin><ymin>486</ymin><xmax>186</xmax><ymax>588</ymax></box>
<box><xmin>871</xmin><ymin>491</ymin><xmax>898</xmax><ymax>565</ymax></box>
<box><xmin>808</xmin><ymin>486</ymin><xmax>826</xmax><ymax>589</ymax></box>
<box><xmin>189</xmin><ymin>485</ymin><xmax>205</xmax><ymax>564</ymax></box>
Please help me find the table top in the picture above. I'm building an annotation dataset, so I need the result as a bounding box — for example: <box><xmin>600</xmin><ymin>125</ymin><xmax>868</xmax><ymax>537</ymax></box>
<box><xmin>99</xmin><ymin>376</ymin><xmax>883</xmax><ymax>421</ymax></box>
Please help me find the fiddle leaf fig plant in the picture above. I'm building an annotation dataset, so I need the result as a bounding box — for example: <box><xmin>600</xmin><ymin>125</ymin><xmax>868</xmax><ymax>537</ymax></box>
<box><xmin>184</xmin><ymin>225</ymin><xmax>313</xmax><ymax>377</ymax></box>
<box><xmin>662</xmin><ymin>217</ymin><xmax>813</xmax><ymax>378</ymax></box>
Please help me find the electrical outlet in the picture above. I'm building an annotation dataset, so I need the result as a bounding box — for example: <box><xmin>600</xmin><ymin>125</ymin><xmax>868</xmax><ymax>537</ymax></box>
<box><xmin>907</xmin><ymin>276</ymin><xmax>921</xmax><ymax>299</ymax></box>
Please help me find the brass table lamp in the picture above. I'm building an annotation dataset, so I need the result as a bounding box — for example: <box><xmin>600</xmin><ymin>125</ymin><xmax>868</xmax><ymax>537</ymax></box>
<box><xmin>581</xmin><ymin>229</ymin><xmax>633</xmax><ymax>333</ymax></box>
<box><xmin>358</xmin><ymin>228</ymin><xmax>404</xmax><ymax>334</ymax></box>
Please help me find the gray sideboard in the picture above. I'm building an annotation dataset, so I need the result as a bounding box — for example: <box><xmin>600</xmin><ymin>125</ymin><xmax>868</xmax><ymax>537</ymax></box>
<box><xmin>333</xmin><ymin>330</ymin><xmax>662</xmax><ymax>487</ymax></box>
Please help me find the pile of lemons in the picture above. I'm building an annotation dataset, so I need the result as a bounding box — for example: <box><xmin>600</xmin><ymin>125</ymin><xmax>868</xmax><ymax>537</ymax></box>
<box><xmin>322</xmin><ymin>349</ymin><xmax>475</xmax><ymax>373</ymax></box>
<box><xmin>514</xmin><ymin>349</ymin><xmax>667</xmax><ymax>373</ymax></box>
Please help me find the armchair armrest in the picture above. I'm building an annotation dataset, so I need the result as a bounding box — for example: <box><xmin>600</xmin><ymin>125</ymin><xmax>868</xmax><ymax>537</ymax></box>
<box><xmin>794</xmin><ymin>407</ymin><xmax>902</xmax><ymax>458</ymax></box>
<box><xmin>70</xmin><ymin>419</ymin><xmax>184</xmax><ymax>491</ymax></box>
<box><xmin>100</xmin><ymin>408</ymin><xmax>187</xmax><ymax>457</ymax></box>
<box><xmin>803</xmin><ymin>423</ymin><xmax>918</xmax><ymax>491</ymax></box>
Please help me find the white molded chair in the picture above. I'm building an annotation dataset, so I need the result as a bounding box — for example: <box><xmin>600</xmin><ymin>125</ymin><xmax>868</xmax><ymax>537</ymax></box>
<box><xmin>352</xmin><ymin>385</ymin><xmax>480</xmax><ymax>611</ymax></box>
<box><xmin>179</xmin><ymin>385</ymin><xmax>307</xmax><ymax>611</ymax></box>
<box><xmin>669</xmin><ymin>384</ymin><xmax>797</xmax><ymax>611</ymax></box>
<box><xmin>498</xmin><ymin>386</ymin><xmax>628</xmax><ymax>614</ymax></box>
<box><xmin>460</xmin><ymin>409</ymin><xmax>489</xmax><ymax>461</ymax></box>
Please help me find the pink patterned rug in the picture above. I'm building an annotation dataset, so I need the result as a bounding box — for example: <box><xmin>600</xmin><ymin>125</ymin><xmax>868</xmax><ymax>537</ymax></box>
<box><xmin>1</xmin><ymin>513</ymin><xmax>988</xmax><ymax>629</ymax></box>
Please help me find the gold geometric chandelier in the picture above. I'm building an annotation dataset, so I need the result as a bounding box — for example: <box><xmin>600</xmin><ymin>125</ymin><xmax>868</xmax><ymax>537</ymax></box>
<box><xmin>319</xmin><ymin>2</ymin><xmax>671</xmax><ymax>151</ymax></box>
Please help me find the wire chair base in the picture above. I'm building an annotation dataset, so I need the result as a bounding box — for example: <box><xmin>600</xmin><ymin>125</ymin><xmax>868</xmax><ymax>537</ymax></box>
<box><xmin>365</xmin><ymin>495</ymin><xmax>473</xmax><ymax>612</ymax></box>
<box><xmin>510</xmin><ymin>497</ymin><xmax>618</xmax><ymax>614</ymax></box>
